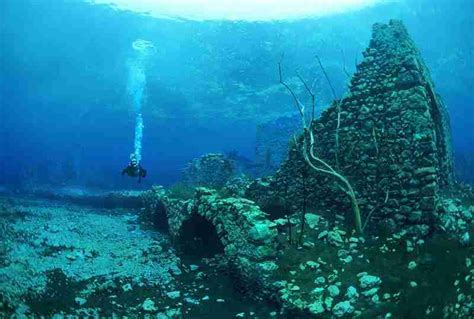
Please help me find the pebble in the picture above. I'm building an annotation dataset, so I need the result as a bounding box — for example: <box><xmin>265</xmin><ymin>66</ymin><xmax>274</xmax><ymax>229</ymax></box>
<box><xmin>332</xmin><ymin>300</ymin><xmax>355</xmax><ymax>317</ymax></box>
<box><xmin>166</xmin><ymin>291</ymin><xmax>181</xmax><ymax>299</ymax></box>
<box><xmin>362</xmin><ymin>287</ymin><xmax>379</xmax><ymax>297</ymax></box>
<box><xmin>328</xmin><ymin>285</ymin><xmax>340</xmax><ymax>297</ymax></box>
<box><xmin>325</xmin><ymin>296</ymin><xmax>333</xmax><ymax>309</ymax></box>
<box><xmin>290</xmin><ymin>285</ymin><xmax>300</xmax><ymax>291</ymax></box>
<box><xmin>408</xmin><ymin>261</ymin><xmax>417</xmax><ymax>270</ymax></box>
<box><xmin>341</xmin><ymin>255</ymin><xmax>353</xmax><ymax>263</ymax></box>
<box><xmin>66</xmin><ymin>254</ymin><xmax>76</xmax><ymax>261</ymax></box>
<box><xmin>142</xmin><ymin>298</ymin><xmax>156</xmax><ymax>311</ymax></box>
<box><xmin>311</xmin><ymin>287</ymin><xmax>325</xmax><ymax>297</ymax></box>
<box><xmin>306</xmin><ymin>261</ymin><xmax>319</xmax><ymax>269</ymax></box>
<box><xmin>122</xmin><ymin>283</ymin><xmax>132</xmax><ymax>292</ymax></box>
<box><xmin>406</xmin><ymin>240</ymin><xmax>414</xmax><ymax>252</ymax></box>
<box><xmin>345</xmin><ymin>286</ymin><xmax>359</xmax><ymax>301</ymax></box>
<box><xmin>184</xmin><ymin>297</ymin><xmax>200</xmax><ymax>305</ymax></box>
<box><xmin>359</xmin><ymin>274</ymin><xmax>381</xmax><ymax>289</ymax></box>
<box><xmin>308</xmin><ymin>300</ymin><xmax>325</xmax><ymax>314</ymax></box>
<box><xmin>74</xmin><ymin>297</ymin><xmax>86</xmax><ymax>306</ymax></box>
<box><xmin>371</xmin><ymin>294</ymin><xmax>380</xmax><ymax>303</ymax></box>
<box><xmin>409</xmin><ymin>281</ymin><xmax>418</xmax><ymax>288</ymax></box>
<box><xmin>303</xmin><ymin>241</ymin><xmax>315</xmax><ymax>248</ymax></box>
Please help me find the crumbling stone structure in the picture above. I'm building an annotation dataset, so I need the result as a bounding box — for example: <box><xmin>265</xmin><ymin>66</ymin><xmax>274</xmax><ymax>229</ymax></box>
<box><xmin>248</xmin><ymin>20</ymin><xmax>454</xmax><ymax>233</ymax></box>
<box><xmin>255</xmin><ymin>116</ymin><xmax>300</xmax><ymax>174</ymax></box>
<box><xmin>144</xmin><ymin>186</ymin><xmax>279</xmax><ymax>293</ymax></box>
<box><xmin>181</xmin><ymin>153</ymin><xmax>234</xmax><ymax>188</ymax></box>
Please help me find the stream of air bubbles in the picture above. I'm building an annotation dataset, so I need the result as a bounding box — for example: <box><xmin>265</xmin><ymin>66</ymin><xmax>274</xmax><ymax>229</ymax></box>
<box><xmin>127</xmin><ymin>39</ymin><xmax>156</xmax><ymax>164</ymax></box>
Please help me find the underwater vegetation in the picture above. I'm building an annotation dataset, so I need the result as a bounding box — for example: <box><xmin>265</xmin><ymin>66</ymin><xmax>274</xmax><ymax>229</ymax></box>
<box><xmin>1</xmin><ymin>0</ymin><xmax>474</xmax><ymax>318</ymax></box>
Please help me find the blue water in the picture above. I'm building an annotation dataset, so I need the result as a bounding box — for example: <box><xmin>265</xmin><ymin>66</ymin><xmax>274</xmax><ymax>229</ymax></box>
<box><xmin>1</xmin><ymin>0</ymin><xmax>473</xmax><ymax>317</ymax></box>
<box><xmin>1</xmin><ymin>0</ymin><xmax>473</xmax><ymax>188</ymax></box>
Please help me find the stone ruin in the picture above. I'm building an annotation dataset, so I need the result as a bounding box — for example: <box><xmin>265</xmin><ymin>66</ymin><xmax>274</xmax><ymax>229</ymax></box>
<box><xmin>143</xmin><ymin>186</ymin><xmax>279</xmax><ymax>296</ymax></box>
<box><xmin>255</xmin><ymin>116</ymin><xmax>300</xmax><ymax>174</ymax></box>
<box><xmin>181</xmin><ymin>153</ymin><xmax>234</xmax><ymax>188</ymax></box>
<box><xmin>144</xmin><ymin>20</ymin><xmax>466</xmax><ymax>317</ymax></box>
<box><xmin>248</xmin><ymin>20</ymin><xmax>454</xmax><ymax>234</ymax></box>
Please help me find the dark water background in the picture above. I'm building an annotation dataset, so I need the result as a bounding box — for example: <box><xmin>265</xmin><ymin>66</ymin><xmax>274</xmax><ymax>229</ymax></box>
<box><xmin>1</xmin><ymin>0</ymin><xmax>473</xmax><ymax>189</ymax></box>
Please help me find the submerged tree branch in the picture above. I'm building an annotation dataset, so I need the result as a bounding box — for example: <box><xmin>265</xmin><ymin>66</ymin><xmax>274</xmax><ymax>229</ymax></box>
<box><xmin>279</xmin><ymin>57</ymin><xmax>363</xmax><ymax>234</ymax></box>
<box><xmin>316</xmin><ymin>56</ymin><xmax>342</xmax><ymax>168</ymax></box>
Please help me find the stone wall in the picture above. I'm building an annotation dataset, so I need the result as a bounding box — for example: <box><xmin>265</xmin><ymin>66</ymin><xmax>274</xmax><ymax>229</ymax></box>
<box><xmin>255</xmin><ymin>116</ymin><xmax>300</xmax><ymax>174</ymax></box>
<box><xmin>144</xmin><ymin>186</ymin><xmax>280</xmax><ymax>294</ymax></box>
<box><xmin>181</xmin><ymin>153</ymin><xmax>234</xmax><ymax>188</ymax></box>
<box><xmin>248</xmin><ymin>20</ymin><xmax>454</xmax><ymax>233</ymax></box>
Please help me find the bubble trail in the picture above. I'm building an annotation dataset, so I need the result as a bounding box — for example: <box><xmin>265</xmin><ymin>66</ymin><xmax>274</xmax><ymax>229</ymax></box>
<box><xmin>127</xmin><ymin>39</ymin><xmax>156</xmax><ymax>163</ymax></box>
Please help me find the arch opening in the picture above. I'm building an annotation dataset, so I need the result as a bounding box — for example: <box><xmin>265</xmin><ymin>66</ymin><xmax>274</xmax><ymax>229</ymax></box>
<box><xmin>178</xmin><ymin>214</ymin><xmax>224</xmax><ymax>257</ymax></box>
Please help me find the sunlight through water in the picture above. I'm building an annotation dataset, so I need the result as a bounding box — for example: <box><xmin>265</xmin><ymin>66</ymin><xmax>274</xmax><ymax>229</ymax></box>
<box><xmin>87</xmin><ymin>0</ymin><xmax>388</xmax><ymax>21</ymax></box>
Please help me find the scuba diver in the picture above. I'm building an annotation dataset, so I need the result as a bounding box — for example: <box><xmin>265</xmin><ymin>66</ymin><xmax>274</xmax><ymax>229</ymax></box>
<box><xmin>122</xmin><ymin>153</ymin><xmax>147</xmax><ymax>183</ymax></box>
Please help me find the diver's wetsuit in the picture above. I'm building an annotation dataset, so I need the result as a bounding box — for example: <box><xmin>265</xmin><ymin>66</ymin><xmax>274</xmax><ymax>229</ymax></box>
<box><xmin>122</xmin><ymin>155</ymin><xmax>147</xmax><ymax>183</ymax></box>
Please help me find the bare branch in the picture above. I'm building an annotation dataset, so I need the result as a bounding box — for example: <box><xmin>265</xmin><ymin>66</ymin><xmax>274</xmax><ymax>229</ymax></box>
<box><xmin>316</xmin><ymin>55</ymin><xmax>338</xmax><ymax>101</ymax></box>
<box><xmin>278</xmin><ymin>58</ymin><xmax>363</xmax><ymax>234</ymax></box>
<box><xmin>316</xmin><ymin>55</ymin><xmax>342</xmax><ymax>168</ymax></box>
<box><xmin>296</xmin><ymin>70</ymin><xmax>316</xmax><ymax>124</ymax></box>
<box><xmin>362</xmin><ymin>189</ymin><xmax>389</xmax><ymax>231</ymax></box>
<box><xmin>278</xmin><ymin>58</ymin><xmax>306</xmax><ymax>127</ymax></box>
<box><xmin>340</xmin><ymin>48</ymin><xmax>351</xmax><ymax>79</ymax></box>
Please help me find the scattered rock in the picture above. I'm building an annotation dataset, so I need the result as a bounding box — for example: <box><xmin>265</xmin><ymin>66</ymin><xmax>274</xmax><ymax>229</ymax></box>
<box><xmin>361</xmin><ymin>287</ymin><xmax>379</xmax><ymax>297</ymax></box>
<box><xmin>142</xmin><ymin>298</ymin><xmax>156</xmax><ymax>312</ymax></box>
<box><xmin>184</xmin><ymin>297</ymin><xmax>200</xmax><ymax>305</ymax></box>
<box><xmin>328</xmin><ymin>231</ymin><xmax>344</xmax><ymax>246</ymax></box>
<box><xmin>359</xmin><ymin>274</ymin><xmax>381</xmax><ymax>289</ymax></box>
<box><xmin>345</xmin><ymin>286</ymin><xmax>359</xmax><ymax>302</ymax></box>
<box><xmin>328</xmin><ymin>285</ymin><xmax>340</xmax><ymax>297</ymax></box>
<box><xmin>122</xmin><ymin>283</ymin><xmax>132</xmax><ymax>292</ymax></box>
<box><xmin>333</xmin><ymin>301</ymin><xmax>355</xmax><ymax>317</ymax></box>
<box><xmin>248</xmin><ymin>223</ymin><xmax>274</xmax><ymax>242</ymax></box>
<box><xmin>305</xmin><ymin>213</ymin><xmax>320</xmax><ymax>229</ymax></box>
<box><xmin>166</xmin><ymin>291</ymin><xmax>181</xmax><ymax>299</ymax></box>
<box><xmin>311</xmin><ymin>287</ymin><xmax>325</xmax><ymax>298</ymax></box>
<box><xmin>315</xmin><ymin>276</ymin><xmax>326</xmax><ymax>285</ymax></box>
<box><xmin>306</xmin><ymin>261</ymin><xmax>320</xmax><ymax>269</ymax></box>
<box><xmin>74</xmin><ymin>297</ymin><xmax>86</xmax><ymax>306</ymax></box>
<box><xmin>308</xmin><ymin>300</ymin><xmax>325</xmax><ymax>314</ymax></box>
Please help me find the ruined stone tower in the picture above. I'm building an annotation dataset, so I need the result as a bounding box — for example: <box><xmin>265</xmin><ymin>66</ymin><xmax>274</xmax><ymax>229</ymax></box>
<box><xmin>249</xmin><ymin>20</ymin><xmax>454</xmax><ymax>232</ymax></box>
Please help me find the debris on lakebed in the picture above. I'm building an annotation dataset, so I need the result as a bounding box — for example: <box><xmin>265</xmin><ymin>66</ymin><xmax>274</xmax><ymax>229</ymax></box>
<box><xmin>0</xmin><ymin>196</ymin><xmax>275</xmax><ymax>317</ymax></box>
